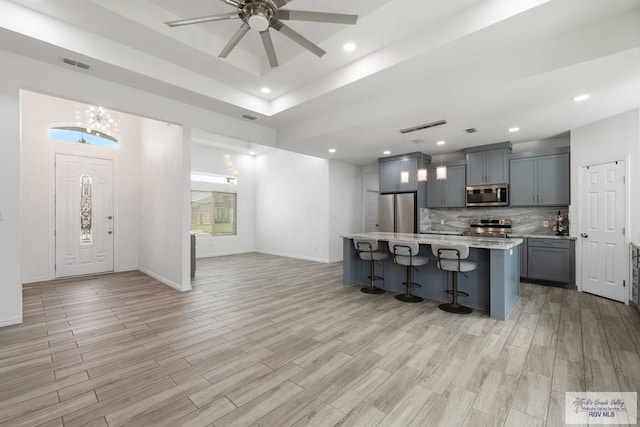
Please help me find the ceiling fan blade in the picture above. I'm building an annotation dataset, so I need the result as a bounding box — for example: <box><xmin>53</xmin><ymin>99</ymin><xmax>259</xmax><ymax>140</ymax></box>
<box><xmin>260</xmin><ymin>30</ymin><xmax>279</xmax><ymax>68</ymax></box>
<box><xmin>219</xmin><ymin>22</ymin><xmax>251</xmax><ymax>58</ymax></box>
<box><xmin>272</xmin><ymin>21</ymin><xmax>326</xmax><ymax>57</ymax></box>
<box><xmin>277</xmin><ymin>10</ymin><xmax>358</xmax><ymax>25</ymax></box>
<box><xmin>219</xmin><ymin>0</ymin><xmax>242</xmax><ymax>7</ymax></box>
<box><xmin>273</xmin><ymin>0</ymin><xmax>294</xmax><ymax>8</ymax></box>
<box><xmin>165</xmin><ymin>12</ymin><xmax>239</xmax><ymax>27</ymax></box>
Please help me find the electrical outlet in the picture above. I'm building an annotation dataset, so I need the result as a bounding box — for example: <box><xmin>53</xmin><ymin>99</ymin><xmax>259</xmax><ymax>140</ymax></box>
<box><xmin>543</xmin><ymin>220</ymin><xmax>549</xmax><ymax>227</ymax></box>
<box><xmin>441</xmin><ymin>219</ymin><xmax>445</xmax><ymax>225</ymax></box>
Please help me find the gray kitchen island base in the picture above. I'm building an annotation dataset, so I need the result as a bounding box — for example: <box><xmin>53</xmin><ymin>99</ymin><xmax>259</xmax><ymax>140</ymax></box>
<box><xmin>343</xmin><ymin>233</ymin><xmax>521</xmax><ymax>320</ymax></box>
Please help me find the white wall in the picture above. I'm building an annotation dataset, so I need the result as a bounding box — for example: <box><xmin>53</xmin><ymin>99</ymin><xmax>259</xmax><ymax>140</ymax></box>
<box><xmin>20</xmin><ymin>91</ymin><xmax>142</xmax><ymax>283</ymax></box>
<box><xmin>0</xmin><ymin>47</ymin><xmax>274</xmax><ymax>326</ymax></box>
<box><xmin>570</xmin><ymin>108</ymin><xmax>640</xmax><ymax>291</ymax></box>
<box><xmin>190</xmin><ymin>144</ymin><xmax>257</xmax><ymax>257</ymax></box>
<box><xmin>0</xmin><ymin>76</ymin><xmax>21</xmax><ymax>327</ymax></box>
<box><xmin>255</xmin><ymin>149</ymin><xmax>330</xmax><ymax>262</ymax></box>
<box><xmin>137</xmin><ymin>119</ymin><xmax>187</xmax><ymax>291</ymax></box>
<box><xmin>329</xmin><ymin>160</ymin><xmax>362</xmax><ymax>262</ymax></box>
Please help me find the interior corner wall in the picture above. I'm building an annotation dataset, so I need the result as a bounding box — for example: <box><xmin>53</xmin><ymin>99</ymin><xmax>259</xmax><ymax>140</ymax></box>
<box><xmin>190</xmin><ymin>144</ymin><xmax>256</xmax><ymax>258</ymax></box>
<box><xmin>570</xmin><ymin>108</ymin><xmax>640</xmax><ymax>289</ymax></box>
<box><xmin>137</xmin><ymin>118</ymin><xmax>186</xmax><ymax>291</ymax></box>
<box><xmin>20</xmin><ymin>91</ymin><xmax>142</xmax><ymax>283</ymax></box>
<box><xmin>255</xmin><ymin>149</ymin><xmax>330</xmax><ymax>262</ymax></box>
<box><xmin>0</xmin><ymin>76</ymin><xmax>22</xmax><ymax>327</ymax></box>
<box><xmin>329</xmin><ymin>160</ymin><xmax>362</xmax><ymax>262</ymax></box>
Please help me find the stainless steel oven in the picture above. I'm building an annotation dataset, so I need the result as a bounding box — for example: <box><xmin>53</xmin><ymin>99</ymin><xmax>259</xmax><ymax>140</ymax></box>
<box><xmin>466</xmin><ymin>184</ymin><xmax>509</xmax><ymax>207</ymax></box>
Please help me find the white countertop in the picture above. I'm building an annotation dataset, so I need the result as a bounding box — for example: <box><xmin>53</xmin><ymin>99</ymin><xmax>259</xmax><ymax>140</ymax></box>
<box><xmin>342</xmin><ymin>232</ymin><xmax>522</xmax><ymax>250</ymax></box>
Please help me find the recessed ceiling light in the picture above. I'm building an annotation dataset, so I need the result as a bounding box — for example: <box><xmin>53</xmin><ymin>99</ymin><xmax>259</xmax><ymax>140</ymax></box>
<box><xmin>436</xmin><ymin>140</ymin><xmax>446</xmax><ymax>145</ymax></box>
<box><xmin>343</xmin><ymin>42</ymin><xmax>356</xmax><ymax>52</ymax></box>
<box><xmin>508</xmin><ymin>127</ymin><xmax>520</xmax><ymax>133</ymax></box>
<box><xmin>250</xmin><ymin>151</ymin><xmax>256</xmax><ymax>155</ymax></box>
<box><xmin>383</xmin><ymin>150</ymin><xmax>391</xmax><ymax>155</ymax></box>
<box><xmin>573</xmin><ymin>94</ymin><xmax>590</xmax><ymax>102</ymax></box>
<box><xmin>260</xmin><ymin>87</ymin><xmax>271</xmax><ymax>94</ymax></box>
<box><xmin>328</xmin><ymin>148</ymin><xmax>336</xmax><ymax>153</ymax></box>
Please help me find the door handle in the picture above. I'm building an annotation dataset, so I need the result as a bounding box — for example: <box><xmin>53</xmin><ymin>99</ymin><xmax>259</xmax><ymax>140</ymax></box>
<box><xmin>108</xmin><ymin>231</ymin><xmax>113</xmax><ymax>235</ymax></box>
<box><xmin>107</xmin><ymin>216</ymin><xmax>113</xmax><ymax>220</ymax></box>
<box><xmin>580</xmin><ymin>233</ymin><xmax>588</xmax><ymax>238</ymax></box>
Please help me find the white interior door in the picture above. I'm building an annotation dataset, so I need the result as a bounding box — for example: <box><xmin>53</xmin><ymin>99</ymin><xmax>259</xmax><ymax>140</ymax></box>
<box><xmin>55</xmin><ymin>154</ymin><xmax>114</xmax><ymax>278</ymax></box>
<box><xmin>581</xmin><ymin>161</ymin><xmax>627</xmax><ymax>302</ymax></box>
<box><xmin>364</xmin><ymin>190</ymin><xmax>379</xmax><ymax>232</ymax></box>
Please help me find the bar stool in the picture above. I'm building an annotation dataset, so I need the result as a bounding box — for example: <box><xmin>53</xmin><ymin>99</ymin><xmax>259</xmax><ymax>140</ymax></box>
<box><xmin>431</xmin><ymin>243</ymin><xmax>476</xmax><ymax>314</ymax></box>
<box><xmin>389</xmin><ymin>240</ymin><xmax>429</xmax><ymax>303</ymax></box>
<box><xmin>353</xmin><ymin>239</ymin><xmax>389</xmax><ymax>294</ymax></box>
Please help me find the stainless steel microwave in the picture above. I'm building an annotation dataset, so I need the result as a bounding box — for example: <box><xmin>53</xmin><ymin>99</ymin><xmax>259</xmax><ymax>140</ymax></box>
<box><xmin>466</xmin><ymin>184</ymin><xmax>509</xmax><ymax>207</ymax></box>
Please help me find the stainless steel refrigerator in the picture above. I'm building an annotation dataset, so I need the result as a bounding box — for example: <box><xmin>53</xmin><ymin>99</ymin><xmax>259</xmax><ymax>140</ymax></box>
<box><xmin>379</xmin><ymin>193</ymin><xmax>416</xmax><ymax>233</ymax></box>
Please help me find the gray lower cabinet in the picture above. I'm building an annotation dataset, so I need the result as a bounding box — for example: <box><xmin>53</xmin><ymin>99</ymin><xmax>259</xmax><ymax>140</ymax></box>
<box><xmin>426</xmin><ymin>164</ymin><xmax>466</xmax><ymax>207</ymax></box>
<box><xmin>510</xmin><ymin>151</ymin><xmax>570</xmax><ymax>206</ymax></box>
<box><xmin>524</xmin><ymin>238</ymin><xmax>574</xmax><ymax>284</ymax></box>
<box><xmin>520</xmin><ymin>238</ymin><xmax>528</xmax><ymax>279</ymax></box>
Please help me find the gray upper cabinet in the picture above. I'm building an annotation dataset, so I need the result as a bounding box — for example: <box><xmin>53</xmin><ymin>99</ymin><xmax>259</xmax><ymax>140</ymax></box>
<box><xmin>426</xmin><ymin>164</ymin><xmax>466</xmax><ymax>207</ymax></box>
<box><xmin>379</xmin><ymin>153</ymin><xmax>429</xmax><ymax>194</ymax></box>
<box><xmin>465</xmin><ymin>143</ymin><xmax>511</xmax><ymax>186</ymax></box>
<box><xmin>510</xmin><ymin>150</ymin><xmax>570</xmax><ymax>206</ymax></box>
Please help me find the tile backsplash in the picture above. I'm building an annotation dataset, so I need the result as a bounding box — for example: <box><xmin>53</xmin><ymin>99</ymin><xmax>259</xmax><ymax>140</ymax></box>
<box><xmin>420</xmin><ymin>206</ymin><xmax>570</xmax><ymax>236</ymax></box>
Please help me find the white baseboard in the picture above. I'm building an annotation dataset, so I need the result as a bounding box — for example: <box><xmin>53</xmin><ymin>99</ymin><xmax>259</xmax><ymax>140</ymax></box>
<box><xmin>115</xmin><ymin>266</ymin><xmax>138</xmax><ymax>273</ymax></box>
<box><xmin>257</xmin><ymin>250</ymin><xmax>330</xmax><ymax>264</ymax></box>
<box><xmin>196</xmin><ymin>249</ymin><xmax>253</xmax><ymax>259</ymax></box>
<box><xmin>137</xmin><ymin>267</ymin><xmax>188</xmax><ymax>292</ymax></box>
<box><xmin>0</xmin><ymin>316</ymin><xmax>23</xmax><ymax>328</ymax></box>
<box><xmin>22</xmin><ymin>276</ymin><xmax>52</xmax><ymax>284</ymax></box>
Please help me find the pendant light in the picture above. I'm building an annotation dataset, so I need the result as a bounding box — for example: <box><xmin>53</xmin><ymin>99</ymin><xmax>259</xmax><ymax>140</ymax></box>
<box><xmin>417</xmin><ymin>133</ymin><xmax>427</xmax><ymax>182</ymax></box>
<box><xmin>436</xmin><ymin>140</ymin><xmax>447</xmax><ymax>180</ymax></box>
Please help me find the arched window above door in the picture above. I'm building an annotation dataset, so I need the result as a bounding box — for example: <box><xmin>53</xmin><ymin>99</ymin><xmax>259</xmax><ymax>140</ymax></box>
<box><xmin>49</xmin><ymin>125</ymin><xmax>119</xmax><ymax>148</ymax></box>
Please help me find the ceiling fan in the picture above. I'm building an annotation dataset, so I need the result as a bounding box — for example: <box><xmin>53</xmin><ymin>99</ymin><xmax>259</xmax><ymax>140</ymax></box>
<box><xmin>165</xmin><ymin>0</ymin><xmax>358</xmax><ymax>68</ymax></box>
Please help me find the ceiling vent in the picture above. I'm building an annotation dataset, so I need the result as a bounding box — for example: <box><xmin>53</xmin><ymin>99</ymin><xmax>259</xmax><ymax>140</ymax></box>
<box><xmin>399</xmin><ymin>119</ymin><xmax>447</xmax><ymax>134</ymax></box>
<box><xmin>411</xmin><ymin>139</ymin><xmax>425</xmax><ymax>144</ymax></box>
<box><xmin>62</xmin><ymin>57</ymin><xmax>90</xmax><ymax>70</ymax></box>
<box><xmin>242</xmin><ymin>114</ymin><xmax>258</xmax><ymax>121</ymax></box>
<box><xmin>464</xmin><ymin>128</ymin><xmax>478</xmax><ymax>134</ymax></box>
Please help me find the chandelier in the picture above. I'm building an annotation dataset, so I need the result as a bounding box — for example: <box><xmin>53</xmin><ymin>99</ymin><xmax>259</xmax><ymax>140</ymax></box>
<box><xmin>224</xmin><ymin>155</ymin><xmax>239</xmax><ymax>186</ymax></box>
<box><xmin>75</xmin><ymin>105</ymin><xmax>120</xmax><ymax>138</ymax></box>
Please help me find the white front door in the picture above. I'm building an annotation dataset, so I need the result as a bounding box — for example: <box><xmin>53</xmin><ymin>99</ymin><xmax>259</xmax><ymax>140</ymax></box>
<box><xmin>581</xmin><ymin>161</ymin><xmax>627</xmax><ymax>302</ymax></box>
<box><xmin>55</xmin><ymin>154</ymin><xmax>114</xmax><ymax>278</ymax></box>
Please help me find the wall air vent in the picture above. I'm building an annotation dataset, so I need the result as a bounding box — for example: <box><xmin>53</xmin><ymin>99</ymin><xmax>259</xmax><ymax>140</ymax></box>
<box><xmin>242</xmin><ymin>114</ymin><xmax>258</xmax><ymax>121</ymax></box>
<box><xmin>464</xmin><ymin>128</ymin><xmax>478</xmax><ymax>134</ymax></box>
<box><xmin>62</xmin><ymin>57</ymin><xmax>90</xmax><ymax>70</ymax></box>
<box><xmin>399</xmin><ymin>119</ymin><xmax>446</xmax><ymax>134</ymax></box>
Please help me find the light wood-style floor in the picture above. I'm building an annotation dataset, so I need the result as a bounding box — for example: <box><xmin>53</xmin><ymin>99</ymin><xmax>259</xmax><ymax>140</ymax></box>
<box><xmin>2</xmin><ymin>253</ymin><xmax>640</xmax><ymax>427</ymax></box>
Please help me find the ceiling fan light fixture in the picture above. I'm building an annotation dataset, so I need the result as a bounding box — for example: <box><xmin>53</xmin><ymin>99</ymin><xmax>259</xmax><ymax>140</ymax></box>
<box><xmin>248</xmin><ymin>14</ymin><xmax>270</xmax><ymax>31</ymax></box>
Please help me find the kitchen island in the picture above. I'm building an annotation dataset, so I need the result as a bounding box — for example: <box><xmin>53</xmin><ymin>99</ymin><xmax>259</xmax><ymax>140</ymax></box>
<box><xmin>342</xmin><ymin>232</ymin><xmax>523</xmax><ymax>320</ymax></box>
